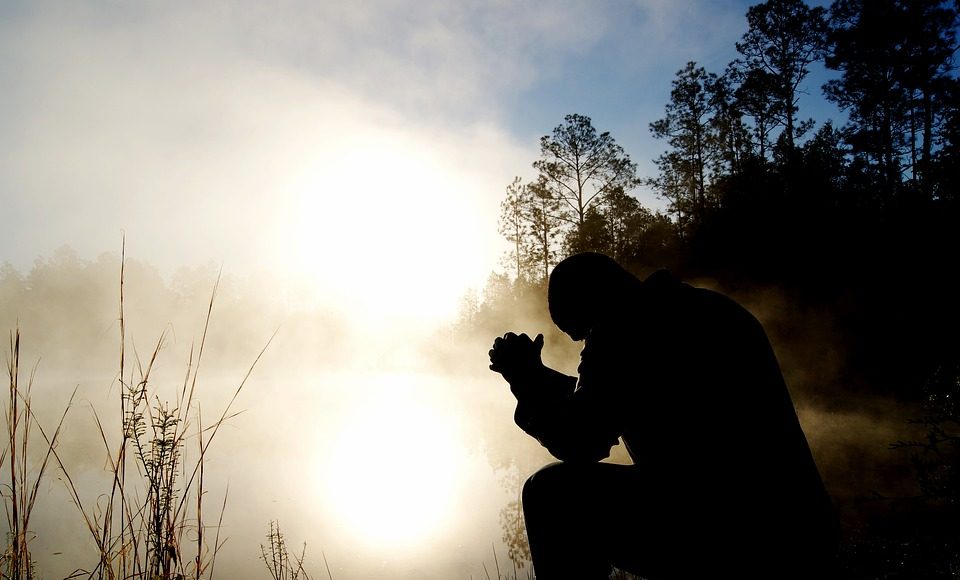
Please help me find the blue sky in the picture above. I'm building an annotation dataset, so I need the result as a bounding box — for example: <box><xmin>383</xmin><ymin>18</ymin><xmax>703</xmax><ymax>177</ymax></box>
<box><xmin>500</xmin><ymin>0</ymin><xmax>839</xmax><ymax>182</ymax></box>
<box><xmin>0</xmin><ymin>0</ymin><xmax>842</xmax><ymax>321</ymax></box>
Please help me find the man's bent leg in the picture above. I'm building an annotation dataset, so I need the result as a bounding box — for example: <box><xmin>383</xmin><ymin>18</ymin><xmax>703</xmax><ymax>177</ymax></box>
<box><xmin>523</xmin><ymin>461</ymin><xmax>840</xmax><ymax>579</ymax></box>
<box><xmin>523</xmin><ymin>462</ymin><xmax>611</xmax><ymax>580</ymax></box>
<box><xmin>522</xmin><ymin>462</ymin><xmax>664</xmax><ymax>580</ymax></box>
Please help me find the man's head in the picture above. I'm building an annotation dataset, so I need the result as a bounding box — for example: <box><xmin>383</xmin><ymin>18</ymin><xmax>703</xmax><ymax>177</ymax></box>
<box><xmin>548</xmin><ymin>252</ymin><xmax>642</xmax><ymax>340</ymax></box>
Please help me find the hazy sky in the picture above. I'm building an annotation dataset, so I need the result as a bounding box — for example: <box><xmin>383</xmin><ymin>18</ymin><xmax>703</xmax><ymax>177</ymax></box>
<box><xmin>0</xmin><ymin>0</ymin><xmax>840</xmax><ymax>329</ymax></box>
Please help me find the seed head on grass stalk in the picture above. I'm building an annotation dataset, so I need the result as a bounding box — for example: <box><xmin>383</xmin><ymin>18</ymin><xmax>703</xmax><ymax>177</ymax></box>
<box><xmin>39</xmin><ymin>244</ymin><xmax>274</xmax><ymax>580</ymax></box>
<box><xmin>260</xmin><ymin>521</ymin><xmax>312</xmax><ymax>580</ymax></box>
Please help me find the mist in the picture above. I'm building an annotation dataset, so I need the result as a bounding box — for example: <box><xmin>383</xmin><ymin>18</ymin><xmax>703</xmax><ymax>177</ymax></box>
<box><xmin>1</xmin><ymin>247</ymin><xmax>555</xmax><ymax>579</ymax></box>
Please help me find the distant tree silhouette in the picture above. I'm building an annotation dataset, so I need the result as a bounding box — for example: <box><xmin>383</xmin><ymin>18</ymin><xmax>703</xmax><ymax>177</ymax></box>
<box><xmin>736</xmin><ymin>0</ymin><xmax>828</xmax><ymax>152</ymax></box>
<box><xmin>708</xmin><ymin>68</ymin><xmax>753</xmax><ymax>176</ymax></box>
<box><xmin>562</xmin><ymin>206</ymin><xmax>611</xmax><ymax>257</ymax></box>
<box><xmin>597</xmin><ymin>190</ymin><xmax>654</xmax><ymax>264</ymax></box>
<box><xmin>825</xmin><ymin>0</ymin><xmax>958</xmax><ymax>198</ymax></box>
<box><xmin>649</xmin><ymin>62</ymin><xmax>719</xmax><ymax>231</ymax></box>
<box><xmin>798</xmin><ymin>122</ymin><xmax>850</xmax><ymax>196</ymax></box>
<box><xmin>499</xmin><ymin>177</ymin><xmax>532</xmax><ymax>283</ymax></box>
<box><xmin>891</xmin><ymin>358</ymin><xmax>960</xmax><ymax>505</ymax></box>
<box><xmin>562</xmin><ymin>190</ymin><xmax>654</xmax><ymax>262</ymax></box>
<box><xmin>929</xmin><ymin>78</ymin><xmax>960</xmax><ymax>201</ymax></box>
<box><xmin>498</xmin><ymin>176</ymin><xmax>565</xmax><ymax>285</ymax></box>
<box><xmin>498</xmin><ymin>467</ymin><xmax>532</xmax><ymax>572</ymax></box>
<box><xmin>526</xmin><ymin>182</ymin><xmax>565</xmax><ymax>284</ymax></box>
<box><xmin>531</xmin><ymin>114</ymin><xmax>639</xmax><ymax>243</ymax></box>
<box><xmin>731</xmin><ymin>65</ymin><xmax>782</xmax><ymax>161</ymax></box>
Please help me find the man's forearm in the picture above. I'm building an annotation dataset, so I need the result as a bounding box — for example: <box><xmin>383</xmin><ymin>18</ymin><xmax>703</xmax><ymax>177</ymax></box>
<box><xmin>506</xmin><ymin>364</ymin><xmax>577</xmax><ymax>403</ymax></box>
<box><xmin>510</xmin><ymin>365</ymin><xmax>620</xmax><ymax>463</ymax></box>
<box><xmin>508</xmin><ymin>365</ymin><xmax>576</xmax><ymax>442</ymax></box>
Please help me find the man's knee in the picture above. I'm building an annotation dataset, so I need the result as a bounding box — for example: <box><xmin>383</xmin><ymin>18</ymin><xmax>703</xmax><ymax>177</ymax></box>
<box><xmin>522</xmin><ymin>461</ymin><xmax>589</xmax><ymax>511</ymax></box>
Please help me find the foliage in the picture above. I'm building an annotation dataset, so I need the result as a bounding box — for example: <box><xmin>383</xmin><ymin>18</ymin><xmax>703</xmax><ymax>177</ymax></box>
<box><xmin>529</xmin><ymin>114</ymin><xmax>640</xmax><ymax>261</ymax></box>
<box><xmin>825</xmin><ymin>0</ymin><xmax>959</xmax><ymax>197</ymax></box>
<box><xmin>1</xmin><ymin>245</ymin><xmax>273</xmax><ymax>580</ymax></box>
<box><xmin>496</xmin><ymin>468</ymin><xmax>530</xmax><ymax>572</ymax></box>
<box><xmin>707</xmin><ymin>68</ymin><xmax>753</xmax><ymax>176</ymax></box>
<box><xmin>498</xmin><ymin>176</ymin><xmax>566</xmax><ymax>285</ymax></box>
<box><xmin>497</xmin><ymin>116</ymin><xmax>662</xmax><ymax>281</ymax></box>
<box><xmin>730</xmin><ymin>65</ymin><xmax>782</xmax><ymax>160</ymax></box>
<box><xmin>735</xmin><ymin>0</ymin><xmax>828</xmax><ymax>151</ymax></box>
<box><xmin>649</xmin><ymin>61</ymin><xmax>719</xmax><ymax>229</ymax></box>
<box><xmin>499</xmin><ymin>177</ymin><xmax>530</xmax><ymax>284</ymax></box>
<box><xmin>259</xmin><ymin>521</ymin><xmax>317</xmax><ymax>580</ymax></box>
<box><xmin>532</xmin><ymin>113</ymin><xmax>639</xmax><ymax>227</ymax></box>
<box><xmin>563</xmin><ymin>191</ymin><xmax>654</xmax><ymax>265</ymax></box>
<box><xmin>64</xmin><ymin>263</ymin><xmax>239</xmax><ymax>579</ymax></box>
<box><xmin>891</xmin><ymin>358</ymin><xmax>960</xmax><ymax>505</ymax></box>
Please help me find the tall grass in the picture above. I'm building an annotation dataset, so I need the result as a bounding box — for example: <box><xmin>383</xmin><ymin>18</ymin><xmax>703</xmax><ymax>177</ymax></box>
<box><xmin>260</xmin><ymin>521</ymin><xmax>319</xmax><ymax>580</ymax></box>
<box><xmin>3</xmin><ymin>241</ymin><xmax>272</xmax><ymax>579</ymax></box>
<box><xmin>1</xmin><ymin>328</ymin><xmax>75</xmax><ymax>580</ymax></box>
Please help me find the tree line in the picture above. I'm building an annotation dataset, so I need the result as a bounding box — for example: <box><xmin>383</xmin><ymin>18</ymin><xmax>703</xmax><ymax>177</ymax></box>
<box><xmin>491</xmin><ymin>0</ymin><xmax>959</xmax><ymax>399</ymax></box>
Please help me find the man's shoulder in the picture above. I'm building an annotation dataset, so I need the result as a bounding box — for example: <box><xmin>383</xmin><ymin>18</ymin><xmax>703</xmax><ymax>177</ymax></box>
<box><xmin>642</xmin><ymin>268</ymin><xmax>680</xmax><ymax>289</ymax></box>
<box><xmin>643</xmin><ymin>269</ymin><xmax>762</xmax><ymax>328</ymax></box>
<box><xmin>642</xmin><ymin>269</ymin><xmax>705</xmax><ymax>310</ymax></box>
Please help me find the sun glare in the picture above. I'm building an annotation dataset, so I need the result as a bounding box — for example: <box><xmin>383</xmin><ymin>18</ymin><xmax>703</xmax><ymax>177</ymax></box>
<box><xmin>321</xmin><ymin>377</ymin><xmax>465</xmax><ymax>552</ymax></box>
<box><xmin>289</xmin><ymin>130</ymin><xmax>489</xmax><ymax>328</ymax></box>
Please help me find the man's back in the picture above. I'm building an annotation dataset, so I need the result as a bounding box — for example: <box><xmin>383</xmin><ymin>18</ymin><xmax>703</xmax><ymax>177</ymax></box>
<box><xmin>581</xmin><ymin>269</ymin><xmax>840</xmax><ymax>568</ymax></box>
<box><xmin>490</xmin><ymin>254</ymin><xmax>841</xmax><ymax>578</ymax></box>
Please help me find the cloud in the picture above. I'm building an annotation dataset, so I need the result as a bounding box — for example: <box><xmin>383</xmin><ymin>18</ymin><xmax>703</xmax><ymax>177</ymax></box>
<box><xmin>1</xmin><ymin>0</ymin><xmax>571</xmax><ymax>329</ymax></box>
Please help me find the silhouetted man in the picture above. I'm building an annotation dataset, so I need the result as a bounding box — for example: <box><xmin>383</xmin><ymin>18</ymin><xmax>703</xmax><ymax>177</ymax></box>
<box><xmin>489</xmin><ymin>252</ymin><xmax>840</xmax><ymax>580</ymax></box>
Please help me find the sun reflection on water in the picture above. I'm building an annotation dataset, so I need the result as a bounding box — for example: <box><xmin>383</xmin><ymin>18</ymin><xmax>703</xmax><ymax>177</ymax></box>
<box><xmin>321</xmin><ymin>375</ymin><xmax>466</xmax><ymax>551</ymax></box>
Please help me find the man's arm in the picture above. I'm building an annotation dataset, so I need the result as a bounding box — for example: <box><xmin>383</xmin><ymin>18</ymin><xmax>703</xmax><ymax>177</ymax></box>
<box><xmin>488</xmin><ymin>332</ymin><xmax>576</xmax><ymax>405</ymax></box>
<box><xmin>506</xmin><ymin>364</ymin><xmax>576</xmax><ymax>436</ymax></box>
<box><xmin>489</xmin><ymin>332</ymin><xmax>620</xmax><ymax>463</ymax></box>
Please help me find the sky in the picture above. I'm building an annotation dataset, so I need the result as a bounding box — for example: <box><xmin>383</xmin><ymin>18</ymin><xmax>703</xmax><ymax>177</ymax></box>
<box><xmin>0</xmin><ymin>0</ymin><xmax>841</xmax><ymax>329</ymax></box>
<box><xmin>0</xmin><ymin>1</ymin><xmax>849</xmax><ymax>578</ymax></box>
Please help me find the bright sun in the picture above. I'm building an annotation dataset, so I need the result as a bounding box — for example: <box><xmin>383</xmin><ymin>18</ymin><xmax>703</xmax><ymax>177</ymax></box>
<box><xmin>288</xmin><ymin>129</ymin><xmax>491</xmax><ymax>328</ymax></box>
<box><xmin>321</xmin><ymin>377</ymin><xmax>465</xmax><ymax>551</ymax></box>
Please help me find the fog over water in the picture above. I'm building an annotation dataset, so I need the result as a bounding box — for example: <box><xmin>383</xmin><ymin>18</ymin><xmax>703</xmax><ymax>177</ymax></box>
<box><xmin>1</xmin><ymin>252</ymin><xmax>554</xmax><ymax>579</ymax></box>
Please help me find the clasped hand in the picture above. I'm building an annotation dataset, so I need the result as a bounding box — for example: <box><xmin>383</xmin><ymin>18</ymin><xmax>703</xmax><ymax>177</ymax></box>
<box><xmin>489</xmin><ymin>332</ymin><xmax>544</xmax><ymax>382</ymax></box>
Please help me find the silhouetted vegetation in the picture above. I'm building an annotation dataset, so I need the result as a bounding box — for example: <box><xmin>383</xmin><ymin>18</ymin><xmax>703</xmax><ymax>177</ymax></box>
<box><xmin>3</xmin><ymin>329</ymin><xmax>73</xmax><ymax>580</ymax></box>
<box><xmin>474</xmin><ymin>0</ymin><xmax>960</xmax><ymax>576</ymax></box>
<box><xmin>1</xmin><ymin>250</ymin><xmax>275</xmax><ymax>579</ymax></box>
<box><xmin>260</xmin><ymin>521</ymin><xmax>327</xmax><ymax>580</ymax></box>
